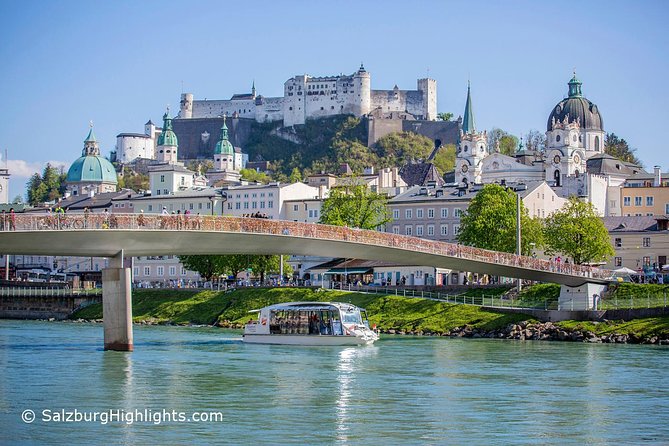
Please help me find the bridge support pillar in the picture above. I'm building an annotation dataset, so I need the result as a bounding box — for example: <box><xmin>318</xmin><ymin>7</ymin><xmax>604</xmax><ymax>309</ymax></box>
<box><xmin>559</xmin><ymin>283</ymin><xmax>607</xmax><ymax>311</ymax></box>
<box><xmin>102</xmin><ymin>252</ymin><xmax>133</xmax><ymax>351</ymax></box>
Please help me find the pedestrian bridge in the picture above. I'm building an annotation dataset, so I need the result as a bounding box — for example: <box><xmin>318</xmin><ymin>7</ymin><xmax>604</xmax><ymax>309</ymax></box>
<box><xmin>1</xmin><ymin>213</ymin><xmax>609</xmax><ymax>286</ymax></box>
<box><xmin>0</xmin><ymin>214</ymin><xmax>612</xmax><ymax>351</ymax></box>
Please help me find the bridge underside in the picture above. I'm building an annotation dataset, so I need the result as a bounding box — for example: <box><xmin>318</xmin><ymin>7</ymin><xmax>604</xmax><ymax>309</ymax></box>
<box><xmin>0</xmin><ymin>230</ymin><xmax>607</xmax><ymax>287</ymax></box>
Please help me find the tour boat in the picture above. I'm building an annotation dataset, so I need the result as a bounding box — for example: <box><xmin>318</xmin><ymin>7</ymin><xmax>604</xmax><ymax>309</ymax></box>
<box><xmin>242</xmin><ymin>302</ymin><xmax>379</xmax><ymax>345</ymax></box>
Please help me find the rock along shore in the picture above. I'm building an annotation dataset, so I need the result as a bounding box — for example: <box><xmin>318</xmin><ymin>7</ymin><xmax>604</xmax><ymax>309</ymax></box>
<box><xmin>63</xmin><ymin>318</ymin><xmax>669</xmax><ymax>345</ymax></box>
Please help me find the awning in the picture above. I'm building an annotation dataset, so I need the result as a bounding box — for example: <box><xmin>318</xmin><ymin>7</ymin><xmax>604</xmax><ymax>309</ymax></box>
<box><xmin>326</xmin><ymin>268</ymin><xmax>372</xmax><ymax>274</ymax></box>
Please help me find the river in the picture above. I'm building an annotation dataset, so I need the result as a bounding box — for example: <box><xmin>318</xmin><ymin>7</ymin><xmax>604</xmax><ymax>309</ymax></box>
<box><xmin>1</xmin><ymin>320</ymin><xmax>668</xmax><ymax>445</ymax></box>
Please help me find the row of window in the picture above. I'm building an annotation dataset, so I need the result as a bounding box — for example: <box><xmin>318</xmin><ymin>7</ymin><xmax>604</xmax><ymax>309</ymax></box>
<box><xmin>392</xmin><ymin>208</ymin><xmax>462</xmax><ymax>220</ymax></box>
<box><xmin>135</xmin><ymin>266</ymin><xmax>189</xmax><ymax>277</ymax></box>
<box><xmin>614</xmin><ymin>237</ymin><xmax>651</xmax><ymax>248</ymax></box>
<box><xmin>622</xmin><ymin>196</ymin><xmax>655</xmax><ymax>207</ymax></box>
<box><xmin>614</xmin><ymin>257</ymin><xmax>652</xmax><ymax>267</ymax></box>
<box><xmin>229</xmin><ymin>201</ymin><xmax>274</xmax><ymax>210</ymax></box>
<box><xmin>147</xmin><ymin>202</ymin><xmax>211</xmax><ymax>212</ymax></box>
<box><xmin>392</xmin><ymin>224</ymin><xmax>460</xmax><ymax>237</ymax></box>
<box><xmin>233</xmin><ymin>192</ymin><xmax>274</xmax><ymax>199</ymax></box>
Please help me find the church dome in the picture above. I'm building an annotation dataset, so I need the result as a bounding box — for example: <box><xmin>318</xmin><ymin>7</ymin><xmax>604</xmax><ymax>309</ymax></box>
<box><xmin>66</xmin><ymin>127</ymin><xmax>118</xmax><ymax>184</ymax></box>
<box><xmin>547</xmin><ymin>74</ymin><xmax>603</xmax><ymax>132</ymax></box>
<box><xmin>66</xmin><ymin>155</ymin><xmax>118</xmax><ymax>183</ymax></box>
<box><xmin>214</xmin><ymin>118</ymin><xmax>234</xmax><ymax>155</ymax></box>
<box><xmin>157</xmin><ymin>111</ymin><xmax>178</xmax><ymax>147</ymax></box>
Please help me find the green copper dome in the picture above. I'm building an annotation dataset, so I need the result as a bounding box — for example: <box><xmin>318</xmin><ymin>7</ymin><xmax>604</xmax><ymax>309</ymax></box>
<box><xmin>214</xmin><ymin>119</ymin><xmax>234</xmax><ymax>155</ymax></box>
<box><xmin>66</xmin><ymin>155</ymin><xmax>118</xmax><ymax>184</ymax></box>
<box><xmin>157</xmin><ymin>111</ymin><xmax>178</xmax><ymax>147</ymax></box>
<box><xmin>547</xmin><ymin>74</ymin><xmax>603</xmax><ymax>131</ymax></box>
<box><xmin>67</xmin><ymin>126</ymin><xmax>117</xmax><ymax>184</ymax></box>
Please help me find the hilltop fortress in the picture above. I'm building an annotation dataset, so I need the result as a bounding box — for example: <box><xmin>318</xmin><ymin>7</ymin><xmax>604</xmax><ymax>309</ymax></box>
<box><xmin>178</xmin><ymin>64</ymin><xmax>437</xmax><ymax>127</ymax></box>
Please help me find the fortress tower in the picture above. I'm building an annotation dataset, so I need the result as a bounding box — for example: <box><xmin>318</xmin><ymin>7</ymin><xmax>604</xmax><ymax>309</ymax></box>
<box><xmin>417</xmin><ymin>78</ymin><xmax>437</xmax><ymax>120</ymax></box>
<box><xmin>352</xmin><ymin>64</ymin><xmax>371</xmax><ymax>117</ymax></box>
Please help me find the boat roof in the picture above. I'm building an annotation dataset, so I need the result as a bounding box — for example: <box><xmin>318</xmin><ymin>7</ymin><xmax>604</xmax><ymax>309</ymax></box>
<box><xmin>250</xmin><ymin>301</ymin><xmax>366</xmax><ymax>313</ymax></box>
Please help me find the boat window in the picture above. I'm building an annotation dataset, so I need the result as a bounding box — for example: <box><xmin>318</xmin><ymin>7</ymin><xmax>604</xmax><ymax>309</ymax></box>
<box><xmin>342</xmin><ymin>311</ymin><xmax>361</xmax><ymax>324</ymax></box>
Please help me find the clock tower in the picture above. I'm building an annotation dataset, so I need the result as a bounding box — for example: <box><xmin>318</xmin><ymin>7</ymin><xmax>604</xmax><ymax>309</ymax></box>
<box><xmin>456</xmin><ymin>82</ymin><xmax>487</xmax><ymax>185</ymax></box>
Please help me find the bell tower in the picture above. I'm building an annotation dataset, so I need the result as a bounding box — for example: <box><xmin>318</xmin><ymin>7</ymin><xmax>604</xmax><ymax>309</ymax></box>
<box><xmin>456</xmin><ymin>82</ymin><xmax>487</xmax><ymax>185</ymax></box>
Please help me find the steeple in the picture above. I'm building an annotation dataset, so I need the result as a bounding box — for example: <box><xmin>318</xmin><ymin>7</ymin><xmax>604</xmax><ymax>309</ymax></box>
<box><xmin>251</xmin><ymin>80</ymin><xmax>256</xmax><ymax>98</ymax></box>
<box><xmin>214</xmin><ymin>115</ymin><xmax>234</xmax><ymax>155</ymax></box>
<box><xmin>462</xmin><ymin>81</ymin><xmax>476</xmax><ymax>134</ymax></box>
<box><xmin>83</xmin><ymin>122</ymin><xmax>100</xmax><ymax>156</ymax></box>
<box><xmin>568</xmin><ymin>71</ymin><xmax>582</xmax><ymax>98</ymax></box>
<box><xmin>157</xmin><ymin>107</ymin><xmax>178</xmax><ymax>147</ymax></box>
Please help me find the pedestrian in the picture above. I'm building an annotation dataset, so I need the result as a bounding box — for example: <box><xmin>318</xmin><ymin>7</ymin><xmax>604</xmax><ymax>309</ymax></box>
<box><xmin>9</xmin><ymin>208</ymin><xmax>16</xmax><ymax>231</ymax></box>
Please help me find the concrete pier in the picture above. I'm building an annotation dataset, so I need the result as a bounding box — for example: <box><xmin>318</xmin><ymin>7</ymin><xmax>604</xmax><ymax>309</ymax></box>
<box><xmin>102</xmin><ymin>252</ymin><xmax>133</xmax><ymax>351</ymax></box>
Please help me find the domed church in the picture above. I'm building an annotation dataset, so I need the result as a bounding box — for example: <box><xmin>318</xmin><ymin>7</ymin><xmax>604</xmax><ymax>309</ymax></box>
<box><xmin>544</xmin><ymin>72</ymin><xmax>606</xmax><ymax>187</ymax></box>
<box><xmin>66</xmin><ymin>125</ymin><xmax>118</xmax><ymax>196</ymax></box>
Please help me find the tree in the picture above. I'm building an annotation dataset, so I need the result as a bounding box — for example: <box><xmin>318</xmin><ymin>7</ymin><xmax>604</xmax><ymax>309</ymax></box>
<box><xmin>543</xmin><ymin>197</ymin><xmax>615</xmax><ymax>265</ymax></box>
<box><xmin>117</xmin><ymin>167</ymin><xmax>149</xmax><ymax>192</ymax></box>
<box><xmin>240</xmin><ymin>168</ymin><xmax>271</xmax><ymax>183</ymax></box>
<box><xmin>373</xmin><ymin>131</ymin><xmax>434</xmax><ymax>165</ymax></box>
<box><xmin>605</xmin><ymin>133</ymin><xmax>642</xmax><ymax>166</ymax></box>
<box><xmin>177</xmin><ymin>255</ymin><xmax>227</xmax><ymax>282</ymax></box>
<box><xmin>431</xmin><ymin>144</ymin><xmax>456</xmax><ymax>174</ymax></box>
<box><xmin>437</xmin><ymin>112</ymin><xmax>453</xmax><ymax>122</ymax></box>
<box><xmin>26</xmin><ymin>164</ymin><xmax>67</xmax><ymax>205</ymax></box>
<box><xmin>249</xmin><ymin>255</ymin><xmax>293</xmax><ymax>284</ymax></box>
<box><xmin>289</xmin><ymin>167</ymin><xmax>303</xmax><ymax>183</ymax></box>
<box><xmin>320</xmin><ymin>182</ymin><xmax>392</xmax><ymax>230</ymax></box>
<box><xmin>487</xmin><ymin>128</ymin><xmax>518</xmax><ymax>155</ymax></box>
<box><xmin>524</xmin><ymin>130</ymin><xmax>546</xmax><ymax>152</ymax></box>
<box><xmin>457</xmin><ymin>184</ymin><xmax>543</xmax><ymax>255</ymax></box>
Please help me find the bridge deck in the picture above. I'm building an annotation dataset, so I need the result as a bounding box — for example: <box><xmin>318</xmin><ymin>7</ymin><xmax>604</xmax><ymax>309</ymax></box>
<box><xmin>0</xmin><ymin>214</ymin><xmax>611</xmax><ymax>287</ymax></box>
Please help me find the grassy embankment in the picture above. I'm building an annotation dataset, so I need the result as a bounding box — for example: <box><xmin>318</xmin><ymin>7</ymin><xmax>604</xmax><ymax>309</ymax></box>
<box><xmin>71</xmin><ymin>287</ymin><xmax>529</xmax><ymax>334</ymax></box>
<box><xmin>71</xmin><ymin>286</ymin><xmax>669</xmax><ymax>337</ymax></box>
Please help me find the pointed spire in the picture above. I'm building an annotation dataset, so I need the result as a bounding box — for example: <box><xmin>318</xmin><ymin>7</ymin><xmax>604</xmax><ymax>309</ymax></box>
<box><xmin>568</xmin><ymin>70</ymin><xmax>582</xmax><ymax>98</ymax></box>
<box><xmin>82</xmin><ymin>122</ymin><xmax>100</xmax><ymax>156</ymax></box>
<box><xmin>221</xmin><ymin>114</ymin><xmax>229</xmax><ymax>140</ymax></box>
<box><xmin>251</xmin><ymin>80</ymin><xmax>256</xmax><ymax>97</ymax></box>
<box><xmin>462</xmin><ymin>81</ymin><xmax>476</xmax><ymax>134</ymax></box>
<box><xmin>84</xmin><ymin>120</ymin><xmax>96</xmax><ymax>143</ymax></box>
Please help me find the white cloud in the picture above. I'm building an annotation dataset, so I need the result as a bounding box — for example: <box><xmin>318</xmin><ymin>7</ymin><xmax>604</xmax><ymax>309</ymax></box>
<box><xmin>6</xmin><ymin>159</ymin><xmax>70</xmax><ymax>179</ymax></box>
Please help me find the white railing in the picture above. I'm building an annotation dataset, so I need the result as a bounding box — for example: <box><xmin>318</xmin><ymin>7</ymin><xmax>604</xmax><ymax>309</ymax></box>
<box><xmin>2</xmin><ymin>213</ymin><xmax>611</xmax><ymax>281</ymax></box>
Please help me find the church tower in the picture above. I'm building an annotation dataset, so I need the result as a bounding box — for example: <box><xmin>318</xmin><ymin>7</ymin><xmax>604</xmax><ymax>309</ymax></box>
<box><xmin>544</xmin><ymin>73</ymin><xmax>603</xmax><ymax>186</ymax></box>
<box><xmin>213</xmin><ymin>116</ymin><xmax>235</xmax><ymax>172</ymax></box>
<box><xmin>456</xmin><ymin>82</ymin><xmax>487</xmax><ymax>185</ymax></box>
<box><xmin>156</xmin><ymin>108</ymin><xmax>178</xmax><ymax>164</ymax></box>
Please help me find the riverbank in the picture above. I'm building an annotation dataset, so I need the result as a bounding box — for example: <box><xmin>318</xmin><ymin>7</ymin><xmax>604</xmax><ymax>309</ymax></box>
<box><xmin>69</xmin><ymin>287</ymin><xmax>669</xmax><ymax>344</ymax></box>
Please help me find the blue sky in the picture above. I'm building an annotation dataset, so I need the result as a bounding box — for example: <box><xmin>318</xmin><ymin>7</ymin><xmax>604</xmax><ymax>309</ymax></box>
<box><xmin>1</xmin><ymin>0</ymin><xmax>667</xmax><ymax>198</ymax></box>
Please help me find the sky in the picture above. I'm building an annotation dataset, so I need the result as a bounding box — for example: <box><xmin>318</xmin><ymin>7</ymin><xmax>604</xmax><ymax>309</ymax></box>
<box><xmin>0</xmin><ymin>0</ymin><xmax>667</xmax><ymax>199</ymax></box>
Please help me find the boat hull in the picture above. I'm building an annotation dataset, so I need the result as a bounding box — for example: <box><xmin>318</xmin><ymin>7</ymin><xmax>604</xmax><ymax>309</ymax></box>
<box><xmin>242</xmin><ymin>334</ymin><xmax>376</xmax><ymax>346</ymax></box>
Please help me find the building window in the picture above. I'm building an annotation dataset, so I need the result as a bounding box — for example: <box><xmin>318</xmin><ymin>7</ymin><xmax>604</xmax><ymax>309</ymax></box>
<box><xmin>393</xmin><ymin>209</ymin><xmax>400</xmax><ymax>219</ymax></box>
<box><xmin>169</xmin><ymin>266</ymin><xmax>176</xmax><ymax>276</ymax></box>
<box><xmin>416</xmin><ymin>225</ymin><xmax>424</xmax><ymax>236</ymax></box>
<box><xmin>133</xmin><ymin>267</ymin><xmax>139</xmax><ymax>276</ymax></box>
<box><xmin>428</xmin><ymin>208</ymin><xmax>434</xmax><ymax>219</ymax></box>
<box><xmin>665</xmin><ymin>203</ymin><xmax>669</xmax><ymax>214</ymax></box>
<box><xmin>441</xmin><ymin>208</ymin><xmax>448</xmax><ymax>218</ymax></box>
<box><xmin>294</xmin><ymin>204</ymin><xmax>299</xmax><ymax>211</ymax></box>
<box><xmin>454</xmin><ymin>208</ymin><xmax>462</xmax><ymax>218</ymax></box>
<box><xmin>635</xmin><ymin>197</ymin><xmax>642</xmax><ymax>206</ymax></box>
<box><xmin>148</xmin><ymin>205</ymin><xmax>153</xmax><ymax>212</ymax></box>
<box><xmin>268</xmin><ymin>201</ymin><xmax>273</xmax><ymax>209</ymax></box>
<box><xmin>615</xmin><ymin>257</ymin><xmax>622</xmax><ymax>267</ymax></box>
<box><xmin>405</xmin><ymin>226</ymin><xmax>412</xmax><ymax>236</ymax></box>
<box><xmin>453</xmin><ymin>224</ymin><xmax>460</xmax><ymax>235</ymax></box>
<box><xmin>440</xmin><ymin>225</ymin><xmax>448</xmax><ymax>236</ymax></box>
<box><xmin>643</xmin><ymin>237</ymin><xmax>651</xmax><ymax>248</ymax></box>
<box><xmin>615</xmin><ymin>238</ymin><xmax>622</xmax><ymax>248</ymax></box>
<box><xmin>181</xmin><ymin>267</ymin><xmax>187</xmax><ymax>276</ymax></box>
<box><xmin>236</xmin><ymin>202</ymin><xmax>241</xmax><ymax>210</ymax></box>
<box><xmin>143</xmin><ymin>266</ymin><xmax>151</xmax><ymax>276</ymax></box>
<box><xmin>160</xmin><ymin>175</ymin><xmax>165</xmax><ymax>183</ymax></box>
<box><xmin>427</xmin><ymin>225</ymin><xmax>434</xmax><ymax>236</ymax></box>
<box><xmin>157</xmin><ymin>266</ymin><xmax>164</xmax><ymax>276</ymax></box>
<box><xmin>244</xmin><ymin>202</ymin><xmax>249</xmax><ymax>209</ymax></box>
<box><xmin>416</xmin><ymin>209</ymin><xmax>424</xmax><ymax>219</ymax></box>
<box><xmin>624</xmin><ymin>197</ymin><xmax>631</xmax><ymax>207</ymax></box>
<box><xmin>405</xmin><ymin>209</ymin><xmax>412</xmax><ymax>219</ymax></box>
<box><xmin>643</xmin><ymin>256</ymin><xmax>651</xmax><ymax>267</ymax></box>
<box><xmin>392</xmin><ymin>226</ymin><xmax>400</xmax><ymax>234</ymax></box>
<box><xmin>646</xmin><ymin>197</ymin><xmax>654</xmax><ymax>206</ymax></box>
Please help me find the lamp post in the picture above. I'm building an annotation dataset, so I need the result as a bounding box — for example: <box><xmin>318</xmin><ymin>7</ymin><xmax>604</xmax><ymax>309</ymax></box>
<box><xmin>516</xmin><ymin>191</ymin><xmax>522</xmax><ymax>293</ymax></box>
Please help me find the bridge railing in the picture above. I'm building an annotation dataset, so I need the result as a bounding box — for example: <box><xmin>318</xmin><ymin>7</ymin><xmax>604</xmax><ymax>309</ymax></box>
<box><xmin>6</xmin><ymin>213</ymin><xmax>611</xmax><ymax>281</ymax></box>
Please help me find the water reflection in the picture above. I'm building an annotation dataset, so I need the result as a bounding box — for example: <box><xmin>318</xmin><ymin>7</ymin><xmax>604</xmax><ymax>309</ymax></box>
<box><xmin>335</xmin><ymin>346</ymin><xmax>378</xmax><ymax>442</ymax></box>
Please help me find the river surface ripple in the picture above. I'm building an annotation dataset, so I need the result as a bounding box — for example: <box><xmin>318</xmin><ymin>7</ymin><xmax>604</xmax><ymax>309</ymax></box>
<box><xmin>1</xmin><ymin>320</ymin><xmax>668</xmax><ymax>445</ymax></box>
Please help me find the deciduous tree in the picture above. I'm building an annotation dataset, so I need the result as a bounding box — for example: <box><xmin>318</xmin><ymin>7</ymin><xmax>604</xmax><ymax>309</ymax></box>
<box><xmin>543</xmin><ymin>197</ymin><xmax>614</xmax><ymax>265</ymax></box>
<box><xmin>604</xmin><ymin>133</ymin><xmax>642</xmax><ymax>166</ymax></box>
<box><xmin>320</xmin><ymin>182</ymin><xmax>392</xmax><ymax>230</ymax></box>
<box><xmin>457</xmin><ymin>184</ymin><xmax>543</xmax><ymax>255</ymax></box>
